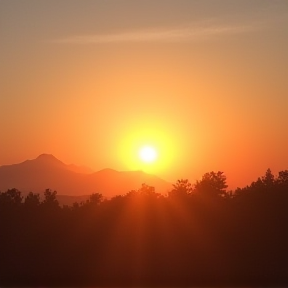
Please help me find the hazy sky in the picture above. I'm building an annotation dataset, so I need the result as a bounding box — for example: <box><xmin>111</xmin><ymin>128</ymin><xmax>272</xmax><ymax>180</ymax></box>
<box><xmin>1</xmin><ymin>0</ymin><xmax>288</xmax><ymax>188</ymax></box>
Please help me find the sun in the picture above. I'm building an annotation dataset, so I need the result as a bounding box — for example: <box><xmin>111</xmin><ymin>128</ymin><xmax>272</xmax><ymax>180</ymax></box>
<box><xmin>139</xmin><ymin>146</ymin><xmax>158</xmax><ymax>163</ymax></box>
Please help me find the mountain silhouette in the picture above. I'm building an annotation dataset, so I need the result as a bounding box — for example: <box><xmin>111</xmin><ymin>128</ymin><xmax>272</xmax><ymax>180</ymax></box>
<box><xmin>0</xmin><ymin>154</ymin><xmax>172</xmax><ymax>200</ymax></box>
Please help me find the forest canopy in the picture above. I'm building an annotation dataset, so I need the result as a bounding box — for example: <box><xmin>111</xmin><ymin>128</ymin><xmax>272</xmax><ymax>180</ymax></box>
<box><xmin>0</xmin><ymin>169</ymin><xmax>287</xmax><ymax>287</ymax></box>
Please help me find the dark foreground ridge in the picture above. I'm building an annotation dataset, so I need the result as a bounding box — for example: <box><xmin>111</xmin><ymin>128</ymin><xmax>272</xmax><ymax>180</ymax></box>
<box><xmin>0</xmin><ymin>169</ymin><xmax>287</xmax><ymax>287</ymax></box>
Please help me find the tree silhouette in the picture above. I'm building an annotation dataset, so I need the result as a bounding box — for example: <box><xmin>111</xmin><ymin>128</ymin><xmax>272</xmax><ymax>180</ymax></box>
<box><xmin>138</xmin><ymin>183</ymin><xmax>161</xmax><ymax>199</ymax></box>
<box><xmin>87</xmin><ymin>192</ymin><xmax>103</xmax><ymax>206</ymax></box>
<box><xmin>42</xmin><ymin>188</ymin><xmax>59</xmax><ymax>209</ymax></box>
<box><xmin>261</xmin><ymin>168</ymin><xmax>275</xmax><ymax>189</ymax></box>
<box><xmin>24</xmin><ymin>192</ymin><xmax>40</xmax><ymax>208</ymax></box>
<box><xmin>0</xmin><ymin>188</ymin><xmax>23</xmax><ymax>209</ymax></box>
<box><xmin>277</xmin><ymin>170</ymin><xmax>288</xmax><ymax>186</ymax></box>
<box><xmin>194</xmin><ymin>171</ymin><xmax>228</xmax><ymax>197</ymax></box>
<box><xmin>169</xmin><ymin>179</ymin><xmax>193</xmax><ymax>198</ymax></box>
<box><xmin>125</xmin><ymin>184</ymin><xmax>161</xmax><ymax>200</ymax></box>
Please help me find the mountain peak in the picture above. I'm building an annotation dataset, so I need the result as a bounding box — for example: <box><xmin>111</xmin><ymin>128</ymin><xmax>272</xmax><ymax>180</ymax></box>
<box><xmin>37</xmin><ymin>153</ymin><xmax>58</xmax><ymax>160</ymax></box>
<box><xmin>35</xmin><ymin>154</ymin><xmax>64</xmax><ymax>166</ymax></box>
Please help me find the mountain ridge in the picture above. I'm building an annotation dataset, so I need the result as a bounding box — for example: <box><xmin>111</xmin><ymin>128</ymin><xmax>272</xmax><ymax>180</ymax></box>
<box><xmin>0</xmin><ymin>154</ymin><xmax>172</xmax><ymax>198</ymax></box>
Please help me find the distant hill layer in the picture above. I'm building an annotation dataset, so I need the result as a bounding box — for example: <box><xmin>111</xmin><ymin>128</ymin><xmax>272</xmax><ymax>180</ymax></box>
<box><xmin>0</xmin><ymin>154</ymin><xmax>172</xmax><ymax>198</ymax></box>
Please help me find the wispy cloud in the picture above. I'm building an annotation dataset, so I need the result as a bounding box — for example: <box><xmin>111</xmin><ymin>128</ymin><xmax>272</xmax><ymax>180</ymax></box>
<box><xmin>50</xmin><ymin>22</ymin><xmax>260</xmax><ymax>44</ymax></box>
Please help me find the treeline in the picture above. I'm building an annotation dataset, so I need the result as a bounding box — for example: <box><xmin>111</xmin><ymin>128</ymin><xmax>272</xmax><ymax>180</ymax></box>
<box><xmin>0</xmin><ymin>169</ymin><xmax>287</xmax><ymax>286</ymax></box>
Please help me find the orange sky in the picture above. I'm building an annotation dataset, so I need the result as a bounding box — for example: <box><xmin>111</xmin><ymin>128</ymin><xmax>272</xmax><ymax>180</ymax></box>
<box><xmin>1</xmin><ymin>0</ymin><xmax>288</xmax><ymax>189</ymax></box>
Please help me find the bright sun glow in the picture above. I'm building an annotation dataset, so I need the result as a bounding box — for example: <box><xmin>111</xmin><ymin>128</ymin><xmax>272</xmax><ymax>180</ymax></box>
<box><xmin>117</xmin><ymin>120</ymin><xmax>181</xmax><ymax>176</ymax></box>
<box><xmin>139</xmin><ymin>146</ymin><xmax>158</xmax><ymax>163</ymax></box>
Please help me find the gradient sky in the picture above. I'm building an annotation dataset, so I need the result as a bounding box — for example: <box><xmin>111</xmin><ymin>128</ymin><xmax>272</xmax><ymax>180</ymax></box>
<box><xmin>1</xmin><ymin>0</ymin><xmax>288</xmax><ymax>189</ymax></box>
